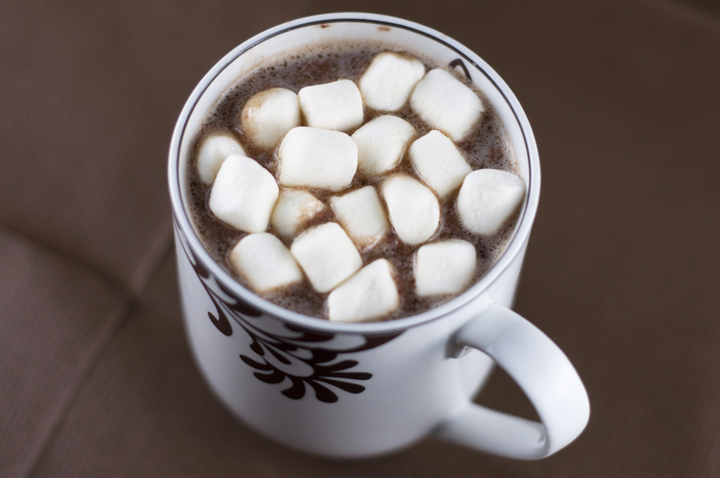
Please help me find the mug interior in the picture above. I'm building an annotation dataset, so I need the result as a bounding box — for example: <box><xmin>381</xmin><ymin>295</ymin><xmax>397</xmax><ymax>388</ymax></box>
<box><xmin>169</xmin><ymin>13</ymin><xmax>539</xmax><ymax>334</ymax></box>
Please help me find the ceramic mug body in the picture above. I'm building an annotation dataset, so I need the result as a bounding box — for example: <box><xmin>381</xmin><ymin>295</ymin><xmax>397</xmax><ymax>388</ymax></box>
<box><xmin>168</xmin><ymin>13</ymin><xmax>589</xmax><ymax>459</ymax></box>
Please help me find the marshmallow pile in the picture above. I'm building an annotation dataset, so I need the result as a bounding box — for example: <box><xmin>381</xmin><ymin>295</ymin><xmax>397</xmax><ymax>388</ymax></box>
<box><xmin>197</xmin><ymin>51</ymin><xmax>525</xmax><ymax>322</ymax></box>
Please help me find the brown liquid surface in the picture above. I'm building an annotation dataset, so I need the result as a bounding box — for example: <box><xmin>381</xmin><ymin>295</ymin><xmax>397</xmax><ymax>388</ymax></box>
<box><xmin>186</xmin><ymin>41</ymin><xmax>521</xmax><ymax>321</ymax></box>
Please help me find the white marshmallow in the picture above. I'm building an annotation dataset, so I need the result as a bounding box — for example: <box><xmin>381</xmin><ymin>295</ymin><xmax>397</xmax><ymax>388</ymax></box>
<box><xmin>209</xmin><ymin>155</ymin><xmax>279</xmax><ymax>232</ymax></box>
<box><xmin>240</xmin><ymin>88</ymin><xmax>301</xmax><ymax>149</ymax></box>
<box><xmin>290</xmin><ymin>223</ymin><xmax>362</xmax><ymax>293</ymax></box>
<box><xmin>352</xmin><ymin>115</ymin><xmax>415</xmax><ymax>177</ymax></box>
<box><xmin>415</xmin><ymin>240</ymin><xmax>476</xmax><ymax>297</ymax></box>
<box><xmin>409</xmin><ymin>130</ymin><xmax>472</xmax><ymax>198</ymax></box>
<box><xmin>271</xmin><ymin>189</ymin><xmax>326</xmax><ymax>239</ymax></box>
<box><xmin>230</xmin><ymin>233</ymin><xmax>303</xmax><ymax>293</ymax></box>
<box><xmin>359</xmin><ymin>52</ymin><xmax>426</xmax><ymax>111</ymax></box>
<box><xmin>197</xmin><ymin>133</ymin><xmax>246</xmax><ymax>184</ymax></box>
<box><xmin>298</xmin><ymin>79</ymin><xmax>364</xmax><ymax>132</ymax></box>
<box><xmin>277</xmin><ymin>127</ymin><xmax>358</xmax><ymax>191</ymax></box>
<box><xmin>330</xmin><ymin>186</ymin><xmax>389</xmax><ymax>249</ymax></box>
<box><xmin>410</xmin><ymin>69</ymin><xmax>484</xmax><ymax>141</ymax></box>
<box><xmin>380</xmin><ymin>174</ymin><xmax>440</xmax><ymax>246</ymax></box>
<box><xmin>328</xmin><ymin>259</ymin><xmax>399</xmax><ymax>322</ymax></box>
<box><xmin>457</xmin><ymin>169</ymin><xmax>525</xmax><ymax>235</ymax></box>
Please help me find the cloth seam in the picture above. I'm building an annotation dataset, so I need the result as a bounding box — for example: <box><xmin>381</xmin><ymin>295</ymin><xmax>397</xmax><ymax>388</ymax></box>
<box><xmin>22</xmin><ymin>240</ymin><xmax>175</xmax><ymax>478</ymax></box>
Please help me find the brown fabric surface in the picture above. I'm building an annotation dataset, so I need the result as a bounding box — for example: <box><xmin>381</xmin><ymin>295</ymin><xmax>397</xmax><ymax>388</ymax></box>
<box><xmin>1</xmin><ymin>0</ymin><xmax>719</xmax><ymax>476</ymax></box>
<box><xmin>0</xmin><ymin>1</ymin><xmax>175</xmax><ymax>293</ymax></box>
<box><xmin>0</xmin><ymin>229</ymin><xmax>128</xmax><ymax>478</ymax></box>
<box><xmin>664</xmin><ymin>0</ymin><xmax>720</xmax><ymax>17</ymax></box>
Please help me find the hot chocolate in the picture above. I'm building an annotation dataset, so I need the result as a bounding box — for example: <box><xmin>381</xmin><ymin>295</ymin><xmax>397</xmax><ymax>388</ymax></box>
<box><xmin>185</xmin><ymin>41</ymin><xmax>522</xmax><ymax>321</ymax></box>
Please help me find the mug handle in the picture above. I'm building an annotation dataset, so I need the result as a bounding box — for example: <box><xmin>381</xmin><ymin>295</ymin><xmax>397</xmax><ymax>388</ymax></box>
<box><xmin>434</xmin><ymin>303</ymin><xmax>590</xmax><ymax>459</ymax></box>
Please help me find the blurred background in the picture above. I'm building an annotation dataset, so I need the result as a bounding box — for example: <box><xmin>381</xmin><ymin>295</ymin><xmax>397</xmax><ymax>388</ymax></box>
<box><xmin>1</xmin><ymin>0</ymin><xmax>719</xmax><ymax>476</ymax></box>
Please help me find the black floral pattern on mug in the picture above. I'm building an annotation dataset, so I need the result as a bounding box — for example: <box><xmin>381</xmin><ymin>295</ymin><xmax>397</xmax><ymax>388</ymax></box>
<box><xmin>174</xmin><ymin>219</ymin><xmax>402</xmax><ymax>403</ymax></box>
<box><xmin>239</xmin><ymin>324</ymin><xmax>400</xmax><ymax>403</ymax></box>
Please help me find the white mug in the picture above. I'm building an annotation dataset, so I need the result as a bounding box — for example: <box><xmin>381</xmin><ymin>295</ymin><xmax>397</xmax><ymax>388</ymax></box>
<box><xmin>168</xmin><ymin>12</ymin><xmax>589</xmax><ymax>459</ymax></box>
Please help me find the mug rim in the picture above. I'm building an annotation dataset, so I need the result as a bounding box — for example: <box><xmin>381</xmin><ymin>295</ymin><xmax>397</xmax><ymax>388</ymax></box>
<box><xmin>168</xmin><ymin>12</ymin><xmax>540</xmax><ymax>335</ymax></box>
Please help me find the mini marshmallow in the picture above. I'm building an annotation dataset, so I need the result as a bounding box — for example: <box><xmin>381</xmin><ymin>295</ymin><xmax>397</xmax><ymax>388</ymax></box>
<box><xmin>240</xmin><ymin>88</ymin><xmax>301</xmax><ymax>149</ymax></box>
<box><xmin>278</xmin><ymin>127</ymin><xmax>358</xmax><ymax>191</ymax></box>
<box><xmin>359</xmin><ymin>52</ymin><xmax>426</xmax><ymax>111</ymax></box>
<box><xmin>415</xmin><ymin>240</ymin><xmax>476</xmax><ymax>296</ymax></box>
<box><xmin>409</xmin><ymin>130</ymin><xmax>472</xmax><ymax>198</ymax></box>
<box><xmin>290</xmin><ymin>222</ymin><xmax>362</xmax><ymax>293</ymax></box>
<box><xmin>410</xmin><ymin>69</ymin><xmax>484</xmax><ymax>141</ymax></box>
<box><xmin>271</xmin><ymin>189</ymin><xmax>326</xmax><ymax>239</ymax></box>
<box><xmin>197</xmin><ymin>133</ymin><xmax>246</xmax><ymax>184</ymax></box>
<box><xmin>330</xmin><ymin>186</ymin><xmax>389</xmax><ymax>248</ymax></box>
<box><xmin>209</xmin><ymin>155</ymin><xmax>279</xmax><ymax>233</ymax></box>
<box><xmin>352</xmin><ymin>115</ymin><xmax>415</xmax><ymax>177</ymax></box>
<box><xmin>230</xmin><ymin>233</ymin><xmax>303</xmax><ymax>293</ymax></box>
<box><xmin>328</xmin><ymin>259</ymin><xmax>399</xmax><ymax>322</ymax></box>
<box><xmin>457</xmin><ymin>169</ymin><xmax>525</xmax><ymax>235</ymax></box>
<box><xmin>381</xmin><ymin>174</ymin><xmax>440</xmax><ymax>246</ymax></box>
<box><xmin>298</xmin><ymin>79</ymin><xmax>364</xmax><ymax>132</ymax></box>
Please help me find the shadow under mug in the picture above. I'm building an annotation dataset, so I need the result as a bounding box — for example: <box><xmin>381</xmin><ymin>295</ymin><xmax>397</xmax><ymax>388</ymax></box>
<box><xmin>168</xmin><ymin>12</ymin><xmax>590</xmax><ymax>459</ymax></box>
